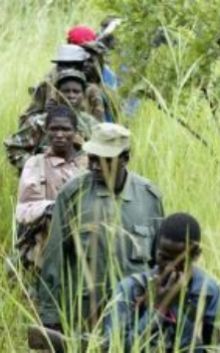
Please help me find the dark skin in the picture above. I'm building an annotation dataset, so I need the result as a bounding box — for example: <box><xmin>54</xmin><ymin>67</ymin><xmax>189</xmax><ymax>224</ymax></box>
<box><xmin>83</xmin><ymin>54</ymin><xmax>102</xmax><ymax>83</ymax></box>
<box><xmin>100</xmin><ymin>34</ymin><xmax>116</xmax><ymax>50</ymax></box>
<box><xmin>47</xmin><ymin>116</ymin><xmax>76</xmax><ymax>161</ymax></box>
<box><xmin>57</xmin><ymin>61</ymin><xmax>84</xmax><ymax>72</ymax></box>
<box><xmin>58</xmin><ymin>80</ymin><xmax>85</xmax><ymax>110</ymax></box>
<box><xmin>151</xmin><ymin>237</ymin><xmax>201</xmax><ymax>312</ymax></box>
<box><xmin>88</xmin><ymin>152</ymin><xmax>129</xmax><ymax>193</ymax></box>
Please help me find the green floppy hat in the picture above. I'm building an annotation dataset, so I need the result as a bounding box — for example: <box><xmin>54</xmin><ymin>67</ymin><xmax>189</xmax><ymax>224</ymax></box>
<box><xmin>83</xmin><ymin>123</ymin><xmax>130</xmax><ymax>158</ymax></box>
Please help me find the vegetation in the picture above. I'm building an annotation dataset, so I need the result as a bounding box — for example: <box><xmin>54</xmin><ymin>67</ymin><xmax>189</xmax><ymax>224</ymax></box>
<box><xmin>0</xmin><ymin>0</ymin><xmax>220</xmax><ymax>352</ymax></box>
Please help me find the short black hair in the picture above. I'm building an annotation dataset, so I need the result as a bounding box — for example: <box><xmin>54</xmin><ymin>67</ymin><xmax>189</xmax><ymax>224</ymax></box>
<box><xmin>158</xmin><ymin>213</ymin><xmax>201</xmax><ymax>243</ymax></box>
<box><xmin>56</xmin><ymin>76</ymin><xmax>86</xmax><ymax>92</ymax></box>
<box><xmin>46</xmin><ymin>104</ymin><xmax>77</xmax><ymax>130</ymax></box>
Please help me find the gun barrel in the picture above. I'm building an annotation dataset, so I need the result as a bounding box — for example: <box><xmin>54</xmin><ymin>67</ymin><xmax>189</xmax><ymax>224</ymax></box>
<box><xmin>28</xmin><ymin>325</ymin><xmax>65</xmax><ymax>352</ymax></box>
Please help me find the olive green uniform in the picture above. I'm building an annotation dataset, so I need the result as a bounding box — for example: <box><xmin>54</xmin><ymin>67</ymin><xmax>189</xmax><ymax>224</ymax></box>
<box><xmin>38</xmin><ymin>170</ymin><xmax>164</xmax><ymax>329</ymax></box>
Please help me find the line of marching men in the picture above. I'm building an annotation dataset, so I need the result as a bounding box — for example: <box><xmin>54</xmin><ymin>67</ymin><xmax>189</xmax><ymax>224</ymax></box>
<box><xmin>4</xmin><ymin>19</ymin><xmax>220</xmax><ymax>353</ymax></box>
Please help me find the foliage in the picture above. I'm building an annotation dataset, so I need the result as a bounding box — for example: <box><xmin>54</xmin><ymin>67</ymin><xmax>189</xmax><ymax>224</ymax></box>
<box><xmin>97</xmin><ymin>0</ymin><xmax>220</xmax><ymax>104</ymax></box>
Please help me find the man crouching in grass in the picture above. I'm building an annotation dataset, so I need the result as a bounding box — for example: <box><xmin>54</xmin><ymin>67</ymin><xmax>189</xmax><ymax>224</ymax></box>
<box><xmin>104</xmin><ymin>213</ymin><xmax>220</xmax><ymax>352</ymax></box>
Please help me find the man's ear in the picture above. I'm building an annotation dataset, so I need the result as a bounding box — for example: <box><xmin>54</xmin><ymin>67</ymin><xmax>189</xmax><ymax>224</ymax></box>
<box><xmin>122</xmin><ymin>151</ymin><xmax>130</xmax><ymax>164</ymax></box>
<box><xmin>191</xmin><ymin>244</ymin><xmax>202</xmax><ymax>258</ymax></box>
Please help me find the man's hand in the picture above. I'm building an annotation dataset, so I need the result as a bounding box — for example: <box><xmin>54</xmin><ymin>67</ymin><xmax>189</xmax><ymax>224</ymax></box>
<box><xmin>28</xmin><ymin>325</ymin><xmax>65</xmax><ymax>351</ymax></box>
<box><xmin>153</xmin><ymin>268</ymin><xmax>189</xmax><ymax>313</ymax></box>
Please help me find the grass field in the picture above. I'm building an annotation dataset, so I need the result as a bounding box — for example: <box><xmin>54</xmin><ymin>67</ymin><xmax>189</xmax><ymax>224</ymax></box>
<box><xmin>1</xmin><ymin>1</ymin><xmax>220</xmax><ymax>352</ymax></box>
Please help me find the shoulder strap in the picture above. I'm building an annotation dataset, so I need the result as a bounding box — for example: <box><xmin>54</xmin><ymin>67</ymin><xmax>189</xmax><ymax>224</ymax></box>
<box><xmin>36</xmin><ymin>154</ymin><xmax>46</xmax><ymax>198</ymax></box>
<box><xmin>131</xmin><ymin>273</ymin><xmax>147</xmax><ymax>288</ymax></box>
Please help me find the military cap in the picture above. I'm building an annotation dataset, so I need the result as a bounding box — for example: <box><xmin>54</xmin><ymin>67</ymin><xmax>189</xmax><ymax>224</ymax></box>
<box><xmin>83</xmin><ymin>123</ymin><xmax>130</xmax><ymax>157</ymax></box>
<box><xmin>51</xmin><ymin>44</ymin><xmax>90</xmax><ymax>63</ymax></box>
<box><xmin>55</xmin><ymin>69</ymin><xmax>87</xmax><ymax>87</ymax></box>
<box><xmin>82</xmin><ymin>41</ymin><xmax>107</xmax><ymax>55</ymax></box>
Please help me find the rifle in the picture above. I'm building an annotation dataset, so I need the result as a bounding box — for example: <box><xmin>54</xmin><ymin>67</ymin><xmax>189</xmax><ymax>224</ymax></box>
<box><xmin>28</xmin><ymin>325</ymin><xmax>66</xmax><ymax>352</ymax></box>
<box><xmin>28</xmin><ymin>324</ymin><xmax>106</xmax><ymax>352</ymax></box>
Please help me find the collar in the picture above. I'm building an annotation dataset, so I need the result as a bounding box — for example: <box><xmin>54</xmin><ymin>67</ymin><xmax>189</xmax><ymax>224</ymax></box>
<box><xmin>44</xmin><ymin>147</ymin><xmax>80</xmax><ymax>167</ymax></box>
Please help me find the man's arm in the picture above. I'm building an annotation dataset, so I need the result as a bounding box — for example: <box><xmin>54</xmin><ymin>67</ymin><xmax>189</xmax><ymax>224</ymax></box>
<box><xmin>4</xmin><ymin>113</ymin><xmax>46</xmax><ymax>171</ymax></box>
<box><xmin>16</xmin><ymin>155</ymin><xmax>54</xmax><ymax>224</ymax></box>
<box><xmin>38</xmin><ymin>191</ymin><xmax>72</xmax><ymax>327</ymax></box>
<box><xmin>86</xmin><ymin>84</ymin><xmax>105</xmax><ymax>121</ymax></box>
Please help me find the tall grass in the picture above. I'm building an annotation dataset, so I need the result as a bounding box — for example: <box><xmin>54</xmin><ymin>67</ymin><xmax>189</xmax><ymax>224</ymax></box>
<box><xmin>0</xmin><ymin>1</ymin><xmax>220</xmax><ymax>352</ymax></box>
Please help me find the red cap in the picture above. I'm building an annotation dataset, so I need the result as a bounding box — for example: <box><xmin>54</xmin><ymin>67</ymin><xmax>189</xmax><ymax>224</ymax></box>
<box><xmin>67</xmin><ymin>25</ymin><xmax>97</xmax><ymax>45</ymax></box>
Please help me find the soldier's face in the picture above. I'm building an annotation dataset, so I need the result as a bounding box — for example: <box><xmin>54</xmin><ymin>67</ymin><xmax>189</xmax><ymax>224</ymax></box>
<box><xmin>88</xmin><ymin>154</ymin><xmax>125</xmax><ymax>189</ymax></box>
<box><xmin>59</xmin><ymin>80</ymin><xmax>84</xmax><ymax>108</ymax></box>
<box><xmin>47</xmin><ymin>116</ymin><xmax>75</xmax><ymax>154</ymax></box>
<box><xmin>156</xmin><ymin>237</ymin><xmax>196</xmax><ymax>275</ymax></box>
<box><xmin>83</xmin><ymin>56</ymin><xmax>100</xmax><ymax>81</ymax></box>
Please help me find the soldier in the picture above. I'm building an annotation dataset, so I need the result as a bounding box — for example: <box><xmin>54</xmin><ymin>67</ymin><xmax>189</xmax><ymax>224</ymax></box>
<box><xmin>47</xmin><ymin>69</ymin><xmax>97</xmax><ymax>139</ymax></box>
<box><xmin>16</xmin><ymin>104</ymin><xmax>87</xmax><ymax>269</ymax></box>
<box><xmin>38</xmin><ymin>123</ymin><xmax>164</xmax><ymax>342</ymax></box>
<box><xmin>20</xmin><ymin>44</ymin><xmax>90</xmax><ymax>123</ymax></box>
<box><xmin>82</xmin><ymin>41</ymin><xmax>117</xmax><ymax>122</ymax></box>
<box><xmin>104</xmin><ymin>213</ymin><xmax>220</xmax><ymax>352</ymax></box>
<box><xmin>67</xmin><ymin>24</ymin><xmax>118</xmax><ymax>91</ymax></box>
<box><xmin>4</xmin><ymin>69</ymin><xmax>96</xmax><ymax>171</ymax></box>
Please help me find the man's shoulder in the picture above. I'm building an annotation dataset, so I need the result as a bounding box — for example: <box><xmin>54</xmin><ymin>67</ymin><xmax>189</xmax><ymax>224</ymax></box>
<box><xmin>79</xmin><ymin>111</ymin><xmax>97</xmax><ymax>125</ymax></box>
<box><xmin>116</xmin><ymin>271</ymin><xmax>150</xmax><ymax>299</ymax></box>
<box><xmin>191</xmin><ymin>267</ymin><xmax>220</xmax><ymax>298</ymax></box>
<box><xmin>19</xmin><ymin>112</ymin><xmax>47</xmax><ymax>130</ymax></box>
<box><xmin>23</xmin><ymin>153</ymin><xmax>45</xmax><ymax>169</ymax></box>
<box><xmin>58</xmin><ymin>170</ymin><xmax>92</xmax><ymax>200</ymax></box>
<box><xmin>119</xmin><ymin>271</ymin><xmax>151</xmax><ymax>290</ymax></box>
<box><xmin>128</xmin><ymin>172</ymin><xmax>162</xmax><ymax>199</ymax></box>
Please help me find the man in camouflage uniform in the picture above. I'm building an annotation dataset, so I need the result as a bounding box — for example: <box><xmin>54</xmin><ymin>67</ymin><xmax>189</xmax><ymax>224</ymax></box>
<box><xmin>4</xmin><ymin>68</ymin><xmax>96</xmax><ymax>171</ymax></box>
<box><xmin>20</xmin><ymin>44</ymin><xmax>90</xmax><ymax>123</ymax></box>
<box><xmin>38</xmin><ymin>123</ymin><xmax>164</xmax><ymax>339</ymax></box>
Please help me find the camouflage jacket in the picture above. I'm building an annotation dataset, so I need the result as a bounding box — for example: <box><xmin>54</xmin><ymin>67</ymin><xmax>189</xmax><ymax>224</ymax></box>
<box><xmin>20</xmin><ymin>68</ymin><xmax>115</xmax><ymax>125</ymax></box>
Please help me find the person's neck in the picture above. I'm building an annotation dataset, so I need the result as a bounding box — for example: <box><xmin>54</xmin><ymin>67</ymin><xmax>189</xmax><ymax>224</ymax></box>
<box><xmin>94</xmin><ymin>170</ymin><xmax>127</xmax><ymax>194</ymax></box>
<box><xmin>52</xmin><ymin>146</ymin><xmax>76</xmax><ymax>161</ymax></box>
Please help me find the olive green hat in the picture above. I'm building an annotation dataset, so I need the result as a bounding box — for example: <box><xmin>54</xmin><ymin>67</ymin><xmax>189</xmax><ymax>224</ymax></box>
<box><xmin>83</xmin><ymin>123</ymin><xmax>130</xmax><ymax>157</ymax></box>
<box><xmin>55</xmin><ymin>69</ymin><xmax>87</xmax><ymax>87</ymax></box>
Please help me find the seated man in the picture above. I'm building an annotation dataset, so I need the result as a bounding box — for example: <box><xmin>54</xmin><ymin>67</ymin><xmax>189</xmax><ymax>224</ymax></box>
<box><xmin>104</xmin><ymin>213</ymin><xmax>220</xmax><ymax>352</ymax></box>
<box><xmin>16</xmin><ymin>105</ymin><xmax>87</xmax><ymax>269</ymax></box>
<box><xmin>4</xmin><ymin>69</ymin><xmax>96</xmax><ymax>171</ymax></box>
